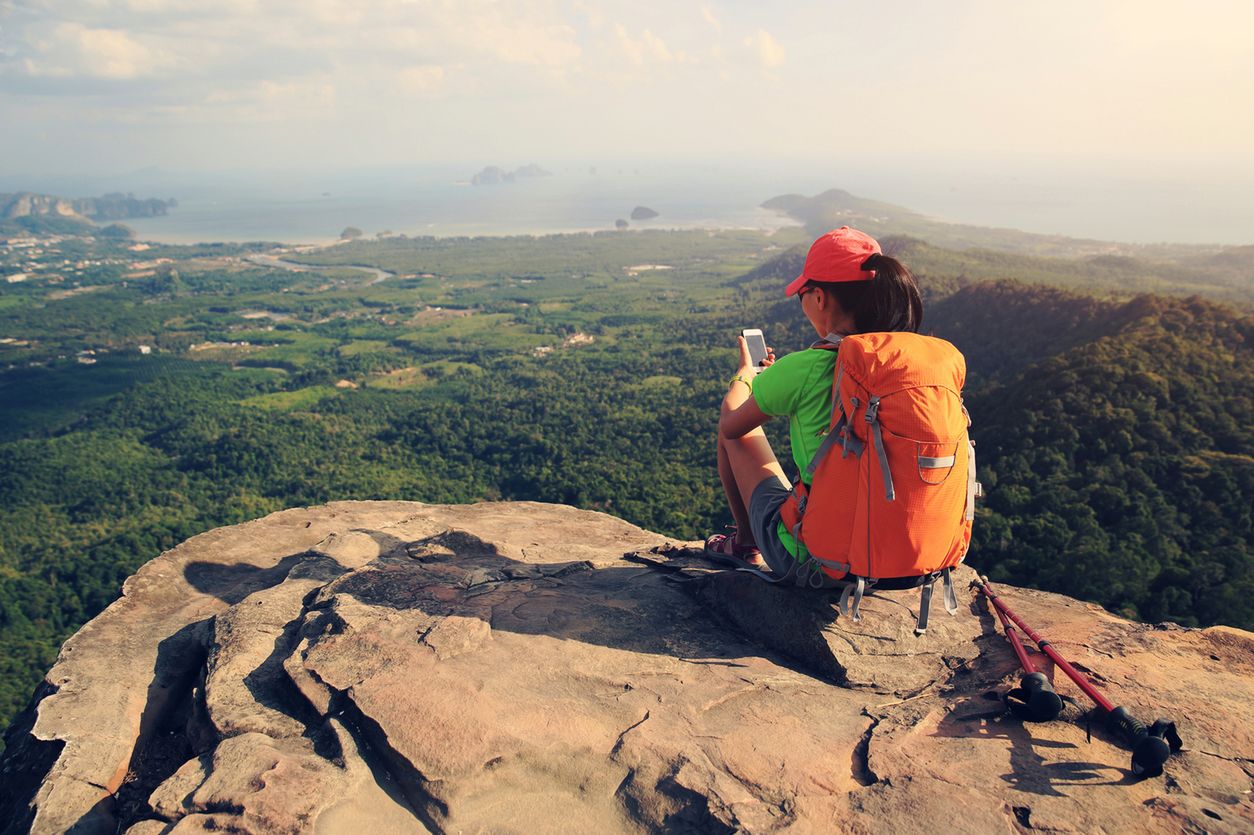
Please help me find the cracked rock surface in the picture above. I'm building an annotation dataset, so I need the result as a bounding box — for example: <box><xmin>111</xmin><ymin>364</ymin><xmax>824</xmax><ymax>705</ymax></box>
<box><xmin>1</xmin><ymin>501</ymin><xmax>1251</xmax><ymax>833</ymax></box>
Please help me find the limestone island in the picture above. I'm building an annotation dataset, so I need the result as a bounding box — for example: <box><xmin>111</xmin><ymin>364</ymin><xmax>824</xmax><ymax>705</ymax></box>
<box><xmin>470</xmin><ymin>164</ymin><xmax>553</xmax><ymax>185</ymax></box>
<box><xmin>1</xmin><ymin>191</ymin><xmax>177</xmax><ymax>222</ymax></box>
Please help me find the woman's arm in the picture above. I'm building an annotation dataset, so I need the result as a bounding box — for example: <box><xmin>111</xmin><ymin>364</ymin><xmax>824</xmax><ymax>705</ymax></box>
<box><xmin>720</xmin><ymin>336</ymin><xmax>775</xmax><ymax>439</ymax></box>
<box><xmin>720</xmin><ymin>391</ymin><xmax>770</xmax><ymax>439</ymax></box>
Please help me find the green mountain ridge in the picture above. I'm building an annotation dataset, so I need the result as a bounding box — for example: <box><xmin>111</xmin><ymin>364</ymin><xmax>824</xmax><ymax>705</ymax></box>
<box><xmin>763</xmin><ymin>187</ymin><xmax>1252</xmax><ymax>267</ymax></box>
<box><xmin>737</xmin><ymin>233</ymin><xmax>1252</xmax><ymax>306</ymax></box>
<box><xmin>966</xmin><ymin>292</ymin><xmax>1251</xmax><ymax>626</ymax></box>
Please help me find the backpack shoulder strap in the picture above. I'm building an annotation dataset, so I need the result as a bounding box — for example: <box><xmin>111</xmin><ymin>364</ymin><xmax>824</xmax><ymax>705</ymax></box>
<box><xmin>802</xmin><ymin>340</ymin><xmax>865</xmax><ymax>480</ymax></box>
<box><xmin>808</xmin><ymin>331</ymin><xmax>845</xmax><ymax>351</ymax></box>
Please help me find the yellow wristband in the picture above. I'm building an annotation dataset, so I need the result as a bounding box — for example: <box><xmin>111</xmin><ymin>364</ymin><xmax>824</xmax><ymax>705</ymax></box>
<box><xmin>728</xmin><ymin>374</ymin><xmax>753</xmax><ymax>390</ymax></box>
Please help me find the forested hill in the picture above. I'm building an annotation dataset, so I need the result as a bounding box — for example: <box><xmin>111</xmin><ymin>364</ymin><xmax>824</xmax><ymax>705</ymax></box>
<box><xmin>738</xmin><ymin>233</ymin><xmax>1253</xmax><ymax>305</ymax></box>
<box><xmin>762</xmin><ymin>189</ymin><xmax>1254</xmax><ymax>307</ymax></box>
<box><xmin>963</xmin><ymin>292</ymin><xmax>1251</xmax><ymax>626</ymax></box>
<box><xmin>762</xmin><ymin>188</ymin><xmax>1226</xmax><ymax>261</ymax></box>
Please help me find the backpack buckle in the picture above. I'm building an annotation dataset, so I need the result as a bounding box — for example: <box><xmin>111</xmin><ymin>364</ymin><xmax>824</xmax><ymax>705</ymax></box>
<box><xmin>864</xmin><ymin>396</ymin><xmax>881</xmax><ymax>424</ymax></box>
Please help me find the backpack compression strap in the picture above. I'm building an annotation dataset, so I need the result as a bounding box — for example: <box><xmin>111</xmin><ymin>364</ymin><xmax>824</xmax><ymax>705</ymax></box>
<box><xmin>914</xmin><ymin>567</ymin><xmax>959</xmax><ymax>636</ymax></box>
<box><xmin>965</xmin><ymin>440</ymin><xmax>979</xmax><ymax>521</ymax></box>
<box><xmin>838</xmin><ymin>576</ymin><xmax>866</xmax><ymax>622</ymax></box>
<box><xmin>865</xmin><ymin>396</ymin><xmax>895</xmax><ymax>501</ymax></box>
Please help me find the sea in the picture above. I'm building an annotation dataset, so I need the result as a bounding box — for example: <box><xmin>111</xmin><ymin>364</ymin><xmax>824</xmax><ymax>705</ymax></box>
<box><xmin>6</xmin><ymin>157</ymin><xmax>1252</xmax><ymax>247</ymax></box>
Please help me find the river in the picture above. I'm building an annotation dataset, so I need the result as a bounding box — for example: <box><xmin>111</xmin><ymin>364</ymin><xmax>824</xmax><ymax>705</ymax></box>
<box><xmin>244</xmin><ymin>254</ymin><xmax>394</xmax><ymax>284</ymax></box>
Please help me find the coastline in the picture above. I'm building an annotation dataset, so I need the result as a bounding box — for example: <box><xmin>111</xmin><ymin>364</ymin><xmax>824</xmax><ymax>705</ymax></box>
<box><xmin>121</xmin><ymin>217</ymin><xmax>803</xmax><ymax>247</ymax></box>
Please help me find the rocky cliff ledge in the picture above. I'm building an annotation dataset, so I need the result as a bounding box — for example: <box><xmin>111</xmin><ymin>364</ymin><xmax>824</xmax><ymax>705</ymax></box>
<box><xmin>1</xmin><ymin>501</ymin><xmax>1250</xmax><ymax>833</ymax></box>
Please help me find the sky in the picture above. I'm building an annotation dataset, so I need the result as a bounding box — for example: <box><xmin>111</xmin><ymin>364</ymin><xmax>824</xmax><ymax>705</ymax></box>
<box><xmin>1</xmin><ymin>0</ymin><xmax>1253</xmax><ymax>180</ymax></box>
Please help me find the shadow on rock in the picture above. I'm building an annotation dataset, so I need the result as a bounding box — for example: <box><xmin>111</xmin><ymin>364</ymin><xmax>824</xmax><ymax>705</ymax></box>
<box><xmin>184</xmin><ymin>551</ymin><xmax>307</xmax><ymax>604</ymax></box>
<box><xmin>937</xmin><ymin>694</ymin><xmax>1129</xmax><ymax>797</ymax></box>
<box><xmin>239</xmin><ymin>551</ymin><xmax>357</xmax><ymax>760</ymax></box>
<box><xmin>101</xmin><ymin>620</ymin><xmax>211</xmax><ymax>830</ymax></box>
<box><xmin>0</xmin><ymin>682</ymin><xmax>67</xmax><ymax>835</ymax></box>
<box><xmin>313</xmin><ymin>529</ymin><xmax>753</xmax><ymax>664</ymax></box>
<box><xmin>313</xmin><ymin>529</ymin><xmax>982</xmax><ymax>696</ymax></box>
<box><xmin>669</xmin><ymin>549</ymin><xmax>988</xmax><ymax>694</ymax></box>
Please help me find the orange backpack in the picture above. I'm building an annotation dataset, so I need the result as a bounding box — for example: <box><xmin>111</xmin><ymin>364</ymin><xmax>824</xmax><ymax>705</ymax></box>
<box><xmin>778</xmin><ymin>332</ymin><xmax>981</xmax><ymax>634</ymax></box>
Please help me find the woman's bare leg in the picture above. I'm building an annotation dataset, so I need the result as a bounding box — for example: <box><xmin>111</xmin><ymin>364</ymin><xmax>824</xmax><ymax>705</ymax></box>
<box><xmin>718</xmin><ymin>427</ymin><xmax>789</xmax><ymax>547</ymax></box>
<box><xmin>717</xmin><ymin>434</ymin><xmax>752</xmax><ymax>541</ymax></box>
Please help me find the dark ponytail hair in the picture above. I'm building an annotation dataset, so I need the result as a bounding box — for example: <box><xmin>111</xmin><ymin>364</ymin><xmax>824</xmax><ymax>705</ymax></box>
<box><xmin>815</xmin><ymin>253</ymin><xmax>923</xmax><ymax>333</ymax></box>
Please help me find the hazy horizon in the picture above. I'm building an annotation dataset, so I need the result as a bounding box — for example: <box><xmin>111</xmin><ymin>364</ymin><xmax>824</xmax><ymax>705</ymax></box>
<box><xmin>5</xmin><ymin>153</ymin><xmax>1253</xmax><ymax>247</ymax></box>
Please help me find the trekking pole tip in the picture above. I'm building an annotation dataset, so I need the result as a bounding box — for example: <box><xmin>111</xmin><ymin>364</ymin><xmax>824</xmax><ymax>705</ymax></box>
<box><xmin>1135</xmin><ymin>718</ymin><xmax>1183</xmax><ymax>778</ymax></box>
<box><xmin>1131</xmin><ymin>734</ymin><xmax>1172</xmax><ymax>778</ymax></box>
<box><xmin>1109</xmin><ymin>708</ymin><xmax>1183</xmax><ymax>779</ymax></box>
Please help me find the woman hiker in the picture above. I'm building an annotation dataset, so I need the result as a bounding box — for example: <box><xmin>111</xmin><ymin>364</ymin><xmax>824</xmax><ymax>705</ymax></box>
<box><xmin>706</xmin><ymin>226</ymin><xmax>925</xmax><ymax>584</ymax></box>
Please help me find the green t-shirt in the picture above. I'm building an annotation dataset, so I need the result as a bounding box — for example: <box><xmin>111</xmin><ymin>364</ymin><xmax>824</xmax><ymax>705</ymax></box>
<box><xmin>751</xmin><ymin>348</ymin><xmax>838</xmax><ymax>559</ymax></box>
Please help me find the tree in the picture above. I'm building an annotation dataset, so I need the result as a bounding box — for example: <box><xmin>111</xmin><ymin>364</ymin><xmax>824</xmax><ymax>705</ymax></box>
<box><xmin>97</xmin><ymin>224</ymin><xmax>135</xmax><ymax>240</ymax></box>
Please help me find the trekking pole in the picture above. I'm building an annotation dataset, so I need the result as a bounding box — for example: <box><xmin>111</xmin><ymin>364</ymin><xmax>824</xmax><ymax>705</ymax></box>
<box><xmin>975</xmin><ymin>580</ymin><xmax>1064</xmax><ymax>722</ymax></box>
<box><xmin>974</xmin><ymin>576</ymin><xmax>1182</xmax><ymax>777</ymax></box>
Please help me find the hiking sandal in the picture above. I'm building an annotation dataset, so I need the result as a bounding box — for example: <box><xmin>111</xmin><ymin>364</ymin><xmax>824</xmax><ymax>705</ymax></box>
<box><xmin>703</xmin><ymin>528</ymin><xmax>766</xmax><ymax>570</ymax></box>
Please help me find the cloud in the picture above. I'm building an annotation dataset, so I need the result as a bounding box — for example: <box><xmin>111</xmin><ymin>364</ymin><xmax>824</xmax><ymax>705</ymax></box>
<box><xmin>744</xmin><ymin>29</ymin><xmax>785</xmax><ymax>70</ymax></box>
<box><xmin>1</xmin><ymin>0</ymin><xmax>1250</xmax><ymax>173</ymax></box>
<box><xmin>21</xmin><ymin>22</ymin><xmax>174</xmax><ymax>79</ymax></box>
<box><xmin>614</xmin><ymin>24</ymin><xmax>675</xmax><ymax>66</ymax></box>
<box><xmin>0</xmin><ymin>0</ymin><xmax>587</xmax><ymax>110</ymax></box>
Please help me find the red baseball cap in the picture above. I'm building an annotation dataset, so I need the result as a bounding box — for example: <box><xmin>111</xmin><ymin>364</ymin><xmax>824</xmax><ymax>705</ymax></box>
<box><xmin>784</xmin><ymin>226</ymin><xmax>881</xmax><ymax>297</ymax></box>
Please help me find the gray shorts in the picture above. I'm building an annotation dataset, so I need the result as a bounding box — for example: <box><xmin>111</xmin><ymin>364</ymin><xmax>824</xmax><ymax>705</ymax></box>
<box><xmin>747</xmin><ymin>477</ymin><xmax>844</xmax><ymax>588</ymax></box>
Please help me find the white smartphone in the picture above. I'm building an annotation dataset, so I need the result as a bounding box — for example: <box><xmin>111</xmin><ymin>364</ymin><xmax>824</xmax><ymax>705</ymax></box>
<box><xmin>741</xmin><ymin>328</ymin><xmax>769</xmax><ymax>374</ymax></box>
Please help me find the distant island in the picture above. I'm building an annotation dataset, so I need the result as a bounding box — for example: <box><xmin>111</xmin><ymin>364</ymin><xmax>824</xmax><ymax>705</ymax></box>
<box><xmin>0</xmin><ymin>191</ymin><xmax>176</xmax><ymax>222</ymax></box>
<box><xmin>470</xmin><ymin>164</ymin><xmax>553</xmax><ymax>186</ymax></box>
<box><xmin>630</xmin><ymin>206</ymin><xmax>659</xmax><ymax>221</ymax></box>
<box><xmin>0</xmin><ymin>191</ymin><xmax>176</xmax><ymax>238</ymax></box>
